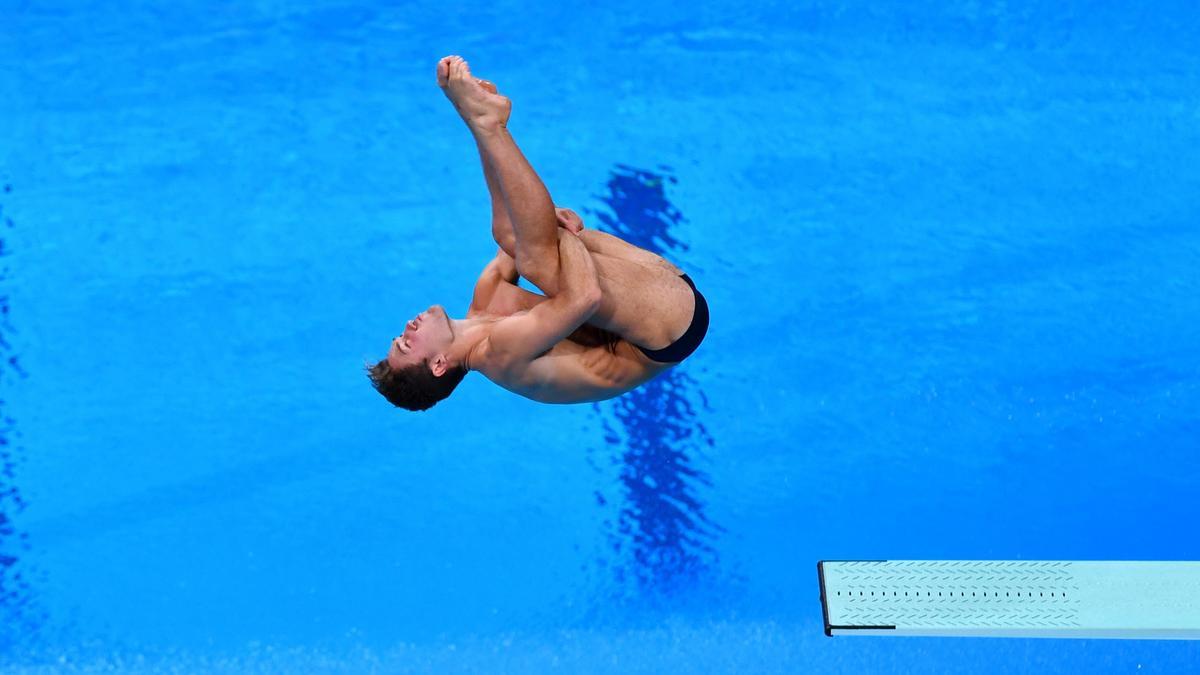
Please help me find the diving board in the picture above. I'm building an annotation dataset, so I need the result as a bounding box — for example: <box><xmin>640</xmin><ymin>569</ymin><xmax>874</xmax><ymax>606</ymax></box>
<box><xmin>818</xmin><ymin>560</ymin><xmax>1200</xmax><ymax>639</ymax></box>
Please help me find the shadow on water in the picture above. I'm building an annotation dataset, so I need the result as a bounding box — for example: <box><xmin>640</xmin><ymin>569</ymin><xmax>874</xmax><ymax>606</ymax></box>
<box><xmin>585</xmin><ymin>164</ymin><xmax>724</xmax><ymax>604</ymax></box>
<box><xmin>0</xmin><ymin>181</ymin><xmax>40</xmax><ymax>652</ymax></box>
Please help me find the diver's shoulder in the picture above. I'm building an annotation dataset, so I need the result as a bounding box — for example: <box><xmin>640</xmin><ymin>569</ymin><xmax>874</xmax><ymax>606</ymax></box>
<box><xmin>470</xmin><ymin>335</ymin><xmax>534</xmax><ymax>386</ymax></box>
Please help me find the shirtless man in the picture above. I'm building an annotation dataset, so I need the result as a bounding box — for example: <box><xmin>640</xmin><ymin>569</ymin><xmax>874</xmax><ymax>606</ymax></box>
<box><xmin>367</xmin><ymin>55</ymin><xmax>709</xmax><ymax>409</ymax></box>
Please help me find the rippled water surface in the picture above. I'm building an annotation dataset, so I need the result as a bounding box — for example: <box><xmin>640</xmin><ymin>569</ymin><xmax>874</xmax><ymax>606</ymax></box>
<box><xmin>3</xmin><ymin>1</ymin><xmax>1199</xmax><ymax>671</ymax></box>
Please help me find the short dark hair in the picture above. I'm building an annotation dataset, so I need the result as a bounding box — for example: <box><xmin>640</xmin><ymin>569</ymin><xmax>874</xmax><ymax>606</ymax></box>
<box><xmin>366</xmin><ymin>358</ymin><xmax>467</xmax><ymax>411</ymax></box>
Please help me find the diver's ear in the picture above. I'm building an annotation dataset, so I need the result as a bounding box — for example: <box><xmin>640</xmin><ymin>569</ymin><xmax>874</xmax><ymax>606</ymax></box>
<box><xmin>430</xmin><ymin>354</ymin><xmax>448</xmax><ymax>377</ymax></box>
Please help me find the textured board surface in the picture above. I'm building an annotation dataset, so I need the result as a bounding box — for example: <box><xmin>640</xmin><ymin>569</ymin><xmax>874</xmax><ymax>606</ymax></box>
<box><xmin>819</xmin><ymin>561</ymin><xmax>1200</xmax><ymax>639</ymax></box>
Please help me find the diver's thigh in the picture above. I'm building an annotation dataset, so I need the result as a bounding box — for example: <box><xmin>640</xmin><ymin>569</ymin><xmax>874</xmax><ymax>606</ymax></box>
<box><xmin>586</xmin><ymin>253</ymin><xmax>695</xmax><ymax>350</ymax></box>
<box><xmin>578</xmin><ymin>230</ymin><xmax>683</xmax><ymax>276</ymax></box>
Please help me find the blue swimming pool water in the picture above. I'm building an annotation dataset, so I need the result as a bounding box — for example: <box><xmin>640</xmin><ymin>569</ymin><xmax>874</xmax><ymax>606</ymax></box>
<box><xmin>3</xmin><ymin>1</ymin><xmax>1199</xmax><ymax>671</ymax></box>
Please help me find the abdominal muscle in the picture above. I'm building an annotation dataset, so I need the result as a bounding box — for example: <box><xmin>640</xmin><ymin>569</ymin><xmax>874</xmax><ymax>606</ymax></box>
<box><xmin>468</xmin><ymin>276</ymin><xmax>672</xmax><ymax>403</ymax></box>
<box><xmin>470</xmin><ymin>312</ymin><xmax>671</xmax><ymax>404</ymax></box>
<box><xmin>496</xmin><ymin>339</ymin><xmax>668</xmax><ymax>404</ymax></box>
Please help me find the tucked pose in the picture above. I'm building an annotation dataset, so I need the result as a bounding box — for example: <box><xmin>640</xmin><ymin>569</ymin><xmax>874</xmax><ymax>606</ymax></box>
<box><xmin>367</xmin><ymin>56</ymin><xmax>709</xmax><ymax>409</ymax></box>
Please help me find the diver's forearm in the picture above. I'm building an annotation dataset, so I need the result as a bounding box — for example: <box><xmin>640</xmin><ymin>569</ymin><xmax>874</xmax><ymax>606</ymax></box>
<box><xmin>555</xmin><ymin>228</ymin><xmax>601</xmax><ymax>303</ymax></box>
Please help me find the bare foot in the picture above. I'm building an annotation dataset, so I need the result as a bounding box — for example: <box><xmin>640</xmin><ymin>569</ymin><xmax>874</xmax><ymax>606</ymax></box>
<box><xmin>436</xmin><ymin>55</ymin><xmax>511</xmax><ymax>130</ymax></box>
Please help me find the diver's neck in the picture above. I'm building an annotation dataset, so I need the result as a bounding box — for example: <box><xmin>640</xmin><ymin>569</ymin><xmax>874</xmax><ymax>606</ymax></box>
<box><xmin>447</xmin><ymin>316</ymin><xmax>502</xmax><ymax>372</ymax></box>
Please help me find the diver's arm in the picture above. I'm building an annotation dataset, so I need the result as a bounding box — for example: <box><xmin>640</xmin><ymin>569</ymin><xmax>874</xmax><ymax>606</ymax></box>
<box><xmin>551</xmin><ymin>229</ymin><xmax>600</xmax><ymax>301</ymax></box>
<box><xmin>488</xmin><ymin>232</ymin><xmax>601</xmax><ymax>363</ymax></box>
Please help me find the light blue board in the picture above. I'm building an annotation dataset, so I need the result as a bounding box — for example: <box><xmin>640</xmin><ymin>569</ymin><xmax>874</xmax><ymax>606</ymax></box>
<box><xmin>820</xmin><ymin>561</ymin><xmax>1200</xmax><ymax>640</ymax></box>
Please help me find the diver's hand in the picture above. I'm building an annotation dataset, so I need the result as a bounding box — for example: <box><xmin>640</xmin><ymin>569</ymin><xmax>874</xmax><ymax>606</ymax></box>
<box><xmin>555</xmin><ymin>207</ymin><xmax>584</xmax><ymax>234</ymax></box>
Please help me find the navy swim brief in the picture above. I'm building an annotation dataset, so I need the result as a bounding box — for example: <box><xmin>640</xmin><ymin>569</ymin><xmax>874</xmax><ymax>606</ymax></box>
<box><xmin>634</xmin><ymin>273</ymin><xmax>709</xmax><ymax>364</ymax></box>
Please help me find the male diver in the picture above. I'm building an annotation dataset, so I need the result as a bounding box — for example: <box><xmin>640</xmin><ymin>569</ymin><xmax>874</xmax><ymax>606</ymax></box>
<box><xmin>367</xmin><ymin>55</ymin><xmax>709</xmax><ymax>409</ymax></box>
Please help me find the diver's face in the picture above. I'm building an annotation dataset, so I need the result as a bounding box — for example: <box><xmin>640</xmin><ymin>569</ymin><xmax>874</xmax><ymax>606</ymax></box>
<box><xmin>386</xmin><ymin>304</ymin><xmax>453</xmax><ymax>370</ymax></box>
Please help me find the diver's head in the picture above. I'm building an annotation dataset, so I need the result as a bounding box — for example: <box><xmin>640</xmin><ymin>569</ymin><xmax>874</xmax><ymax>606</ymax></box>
<box><xmin>366</xmin><ymin>304</ymin><xmax>466</xmax><ymax>411</ymax></box>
